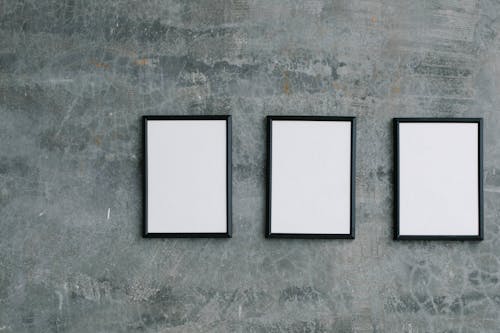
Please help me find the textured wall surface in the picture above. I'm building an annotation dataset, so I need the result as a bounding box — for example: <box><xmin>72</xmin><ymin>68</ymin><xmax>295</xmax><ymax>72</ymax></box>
<box><xmin>1</xmin><ymin>0</ymin><xmax>500</xmax><ymax>332</ymax></box>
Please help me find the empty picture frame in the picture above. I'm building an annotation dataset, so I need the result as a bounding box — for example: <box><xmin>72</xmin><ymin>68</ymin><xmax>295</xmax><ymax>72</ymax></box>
<box><xmin>143</xmin><ymin>115</ymin><xmax>231</xmax><ymax>238</ymax></box>
<box><xmin>394</xmin><ymin>118</ymin><xmax>483</xmax><ymax>240</ymax></box>
<box><xmin>266</xmin><ymin>116</ymin><xmax>356</xmax><ymax>238</ymax></box>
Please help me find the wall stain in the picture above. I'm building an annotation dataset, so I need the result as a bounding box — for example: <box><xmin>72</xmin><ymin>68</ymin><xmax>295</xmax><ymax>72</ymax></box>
<box><xmin>283</xmin><ymin>71</ymin><xmax>290</xmax><ymax>95</ymax></box>
<box><xmin>90</xmin><ymin>60</ymin><xmax>110</xmax><ymax>69</ymax></box>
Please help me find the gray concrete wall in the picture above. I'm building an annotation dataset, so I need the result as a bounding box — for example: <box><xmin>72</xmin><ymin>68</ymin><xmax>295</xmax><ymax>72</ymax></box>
<box><xmin>1</xmin><ymin>0</ymin><xmax>500</xmax><ymax>332</ymax></box>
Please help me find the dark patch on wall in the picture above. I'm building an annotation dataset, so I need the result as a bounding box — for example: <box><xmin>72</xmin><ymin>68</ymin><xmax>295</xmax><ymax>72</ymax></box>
<box><xmin>0</xmin><ymin>156</ymin><xmax>31</xmax><ymax>177</ymax></box>
<box><xmin>412</xmin><ymin>64</ymin><xmax>472</xmax><ymax>77</ymax></box>
<box><xmin>385</xmin><ymin>294</ymin><xmax>420</xmax><ymax>313</ymax></box>
<box><xmin>0</xmin><ymin>53</ymin><xmax>17</xmax><ymax>72</ymax></box>
<box><xmin>159</xmin><ymin>56</ymin><xmax>260</xmax><ymax>81</ymax></box>
<box><xmin>279</xmin><ymin>286</ymin><xmax>321</xmax><ymax>303</ymax></box>
<box><xmin>0</xmin><ymin>156</ymin><xmax>40</xmax><ymax>208</ymax></box>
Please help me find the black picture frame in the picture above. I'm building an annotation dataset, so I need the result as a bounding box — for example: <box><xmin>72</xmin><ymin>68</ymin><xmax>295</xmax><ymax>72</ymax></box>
<box><xmin>266</xmin><ymin>116</ymin><xmax>356</xmax><ymax>239</ymax></box>
<box><xmin>393</xmin><ymin>118</ymin><xmax>483</xmax><ymax>241</ymax></box>
<box><xmin>143</xmin><ymin>115</ymin><xmax>232</xmax><ymax>238</ymax></box>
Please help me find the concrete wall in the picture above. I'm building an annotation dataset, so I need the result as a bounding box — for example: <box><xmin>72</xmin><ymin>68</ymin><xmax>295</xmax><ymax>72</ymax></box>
<box><xmin>1</xmin><ymin>0</ymin><xmax>500</xmax><ymax>332</ymax></box>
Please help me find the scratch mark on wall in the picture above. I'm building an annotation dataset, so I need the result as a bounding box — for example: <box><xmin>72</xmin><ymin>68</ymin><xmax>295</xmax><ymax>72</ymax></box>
<box><xmin>54</xmin><ymin>97</ymin><xmax>79</xmax><ymax>138</ymax></box>
<box><xmin>55</xmin><ymin>290</ymin><xmax>63</xmax><ymax>311</ymax></box>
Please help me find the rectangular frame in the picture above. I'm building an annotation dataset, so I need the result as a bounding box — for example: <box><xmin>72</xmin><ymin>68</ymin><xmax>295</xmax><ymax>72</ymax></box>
<box><xmin>266</xmin><ymin>116</ymin><xmax>356</xmax><ymax>239</ymax></box>
<box><xmin>143</xmin><ymin>115</ymin><xmax>232</xmax><ymax>238</ymax></box>
<box><xmin>394</xmin><ymin>118</ymin><xmax>483</xmax><ymax>241</ymax></box>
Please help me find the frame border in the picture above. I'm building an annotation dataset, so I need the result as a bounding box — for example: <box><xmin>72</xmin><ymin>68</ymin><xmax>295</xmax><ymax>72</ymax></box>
<box><xmin>393</xmin><ymin>117</ymin><xmax>483</xmax><ymax>241</ymax></box>
<box><xmin>143</xmin><ymin>115</ymin><xmax>232</xmax><ymax>238</ymax></box>
<box><xmin>266</xmin><ymin>116</ymin><xmax>356</xmax><ymax>239</ymax></box>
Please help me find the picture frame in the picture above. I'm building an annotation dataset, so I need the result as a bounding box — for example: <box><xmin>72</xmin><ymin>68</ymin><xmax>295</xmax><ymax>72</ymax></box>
<box><xmin>143</xmin><ymin>115</ymin><xmax>232</xmax><ymax>238</ymax></box>
<box><xmin>266</xmin><ymin>116</ymin><xmax>356</xmax><ymax>239</ymax></box>
<box><xmin>393</xmin><ymin>118</ymin><xmax>483</xmax><ymax>241</ymax></box>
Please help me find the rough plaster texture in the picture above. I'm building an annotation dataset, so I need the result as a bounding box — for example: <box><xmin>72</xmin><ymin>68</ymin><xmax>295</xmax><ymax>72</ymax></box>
<box><xmin>1</xmin><ymin>0</ymin><xmax>500</xmax><ymax>332</ymax></box>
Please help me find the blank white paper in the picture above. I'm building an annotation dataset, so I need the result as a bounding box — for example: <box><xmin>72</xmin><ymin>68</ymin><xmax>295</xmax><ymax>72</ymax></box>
<box><xmin>271</xmin><ymin>120</ymin><xmax>352</xmax><ymax>234</ymax></box>
<box><xmin>147</xmin><ymin>120</ymin><xmax>227</xmax><ymax>233</ymax></box>
<box><xmin>399</xmin><ymin>122</ymin><xmax>479</xmax><ymax>236</ymax></box>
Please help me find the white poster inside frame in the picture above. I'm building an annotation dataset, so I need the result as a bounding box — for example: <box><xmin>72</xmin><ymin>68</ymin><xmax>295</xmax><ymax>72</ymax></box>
<box><xmin>394</xmin><ymin>118</ymin><xmax>483</xmax><ymax>240</ymax></box>
<box><xmin>143</xmin><ymin>115</ymin><xmax>231</xmax><ymax>238</ymax></box>
<box><xmin>266</xmin><ymin>116</ymin><xmax>356</xmax><ymax>238</ymax></box>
